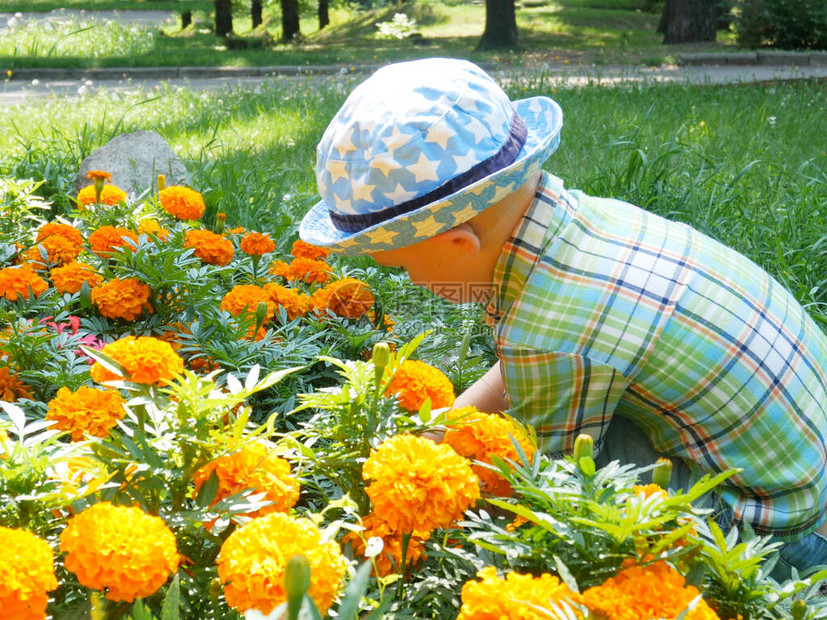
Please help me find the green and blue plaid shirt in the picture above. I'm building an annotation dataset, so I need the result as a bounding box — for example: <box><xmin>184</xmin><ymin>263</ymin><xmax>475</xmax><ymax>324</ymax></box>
<box><xmin>486</xmin><ymin>172</ymin><xmax>827</xmax><ymax>538</ymax></box>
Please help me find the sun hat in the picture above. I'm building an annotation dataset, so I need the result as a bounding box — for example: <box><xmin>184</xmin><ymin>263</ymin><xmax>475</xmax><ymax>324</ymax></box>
<box><xmin>299</xmin><ymin>58</ymin><xmax>563</xmax><ymax>255</ymax></box>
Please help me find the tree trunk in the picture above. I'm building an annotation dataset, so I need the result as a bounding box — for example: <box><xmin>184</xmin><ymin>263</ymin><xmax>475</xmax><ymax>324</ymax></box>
<box><xmin>251</xmin><ymin>0</ymin><xmax>263</xmax><ymax>28</ymax></box>
<box><xmin>215</xmin><ymin>0</ymin><xmax>233</xmax><ymax>37</ymax></box>
<box><xmin>660</xmin><ymin>0</ymin><xmax>717</xmax><ymax>43</ymax></box>
<box><xmin>476</xmin><ymin>0</ymin><xmax>518</xmax><ymax>50</ymax></box>
<box><xmin>318</xmin><ymin>0</ymin><xmax>330</xmax><ymax>30</ymax></box>
<box><xmin>281</xmin><ymin>0</ymin><xmax>301</xmax><ymax>41</ymax></box>
<box><xmin>181</xmin><ymin>10</ymin><xmax>193</xmax><ymax>29</ymax></box>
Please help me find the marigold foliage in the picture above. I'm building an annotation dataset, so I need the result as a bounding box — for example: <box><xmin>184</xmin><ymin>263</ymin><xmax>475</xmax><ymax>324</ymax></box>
<box><xmin>159</xmin><ymin>186</ymin><xmax>206</xmax><ymax>220</ymax></box>
<box><xmin>0</xmin><ymin>366</ymin><xmax>33</xmax><ymax>402</ymax></box>
<box><xmin>263</xmin><ymin>283</ymin><xmax>312</xmax><ymax>320</ymax></box>
<box><xmin>46</xmin><ymin>386</ymin><xmax>126</xmax><ymax>441</ymax></box>
<box><xmin>363</xmin><ymin>434</ymin><xmax>480</xmax><ymax>534</ymax></box>
<box><xmin>385</xmin><ymin>359</ymin><xmax>455</xmax><ymax>412</ymax></box>
<box><xmin>77</xmin><ymin>184</ymin><xmax>127</xmax><ymax>206</ymax></box>
<box><xmin>0</xmin><ymin>526</ymin><xmax>58</xmax><ymax>620</ymax></box>
<box><xmin>88</xmin><ymin>226</ymin><xmax>138</xmax><ymax>258</ymax></box>
<box><xmin>220</xmin><ymin>284</ymin><xmax>275</xmax><ymax>322</ymax></box>
<box><xmin>291</xmin><ymin>239</ymin><xmax>331</xmax><ymax>260</ymax></box>
<box><xmin>0</xmin><ymin>264</ymin><xmax>48</xmax><ymax>301</ymax></box>
<box><xmin>444</xmin><ymin>407</ymin><xmax>536</xmax><ymax>497</ymax></box>
<box><xmin>91</xmin><ymin>277</ymin><xmax>152</xmax><ymax>321</ymax></box>
<box><xmin>183</xmin><ymin>229</ymin><xmax>234</xmax><ymax>266</ymax></box>
<box><xmin>193</xmin><ymin>443</ymin><xmax>300</xmax><ymax>518</ymax></box>
<box><xmin>50</xmin><ymin>262</ymin><xmax>103</xmax><ymax>294</ymax></box>
<box><xmin>60</xmin><ymin>502</ymin><xmax>179</xmax><ymax>603</ymax></box>
<box><xmin>217</xmin><ymin>512</ymin><xmax>347</xmax><ymax>615</ymax></box>
<box><xmin>344</xmin><ymin>512</ymin><xmax>427</xmax><ymax>577</ymax></box>
<box><xmin>137</xmin><ymin>219</ymin><xmax>170</xmax><ymax>240</ymax></box>
<box><xmin>458</xmin><ymin>566</ymin><xmax>583</xmax><ymax>620</ymax></box>
<box><xmin>582</xmin><ymin>560</ymin><xmax>720</xmax><ymax>620</ymax></box>
<box><xmin>240</xmin><ymin>232</ymin><xmax>276</xmax><ymax>256</ymax></box>
<box><xmin>90</xmin><ymin>335</ymin><xmax>184</xmax><ymax>385</ymax></box>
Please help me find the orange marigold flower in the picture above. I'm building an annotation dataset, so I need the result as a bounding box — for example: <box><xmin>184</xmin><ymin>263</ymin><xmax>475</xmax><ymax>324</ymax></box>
<box><xmin>220</xmin><ymin>284</ymin><xmax>275</xmax><ymax>322</ymax></box>
<box><xmin>88</xmin><ymin>226</ymin><xmax>138</xmax><ymax>258</ymax></box>
<box><xmin>46</xmin><ymin>386</ymin><xmax>126</xmax><ymax>441</ymax></box>
<box><xmin>0</xmin><ymin>367</ymin><xmax>33</xmax><ymax>402</ymax></box>
<box><xmin>137</xmin><ymin>219</ymin><xmax>170</xmax><ymax>241</ymax></box>
<box><xmin>262</xmin><ymin>282</ymin><xmax>312</xmax><ymax>320</ymax></box>
<box><xmin>77</xmin><ymin>184</ymin><xmax>127</xmax><ymax>207</ymax></box>
<box><xmin>90</xmin><ymin>336</ymin><xmax>184</xmax><ymax>385</ymax></box>
<box><xmin>36</xmin><ymin>222</ymin><xmax>84</xmax><ymax>248</ymax></box>
<box><xmin>291</xmin><ymin>239</ymin><xmax>331</xmax><ymax>260</ymax></box>
<box><xmin>86</xmin><ymin>170</ymin><xmax>112</xmax><ymax>182</ymax></box>
<box><xmin>385</xmin><ymin>359</ymin><xmax>455</xmax><ymax>412</ymax></box>
<box><xmin>48</xmin><ymin>454</ymin><xmax>110</xmax><ymax>498</ymax></box>
<box><xmin>363</xmin><ymin>434</ymin><xmax>480</xmax><ymax>534</ymax></box>
<box><xmin>183</xmin><ymin>229</ymin><xmax>234</xmax><ymax>266</ymax></box>
<box><xmin>240</xmin><ymin>232</ymin><xmax>276</xmax><ymax>256</ymax></box>
<box><xmin>271</xmin><ymin>257</ymin><xmax>331</xmax><ymax>284</ymax></box>
<box><xmin>226</xmin><ymin>226</ymin><xmax>247</xmax><ymax>235</ymax></box>
<box><xmin>24</xmin><ymin>233</ymin><xmax>82</xmax><ymax>267</ymax></box>
<box><xmin>317</xmin><ymin>278</ymin><xmax>374</xmax><ymax>319</ymax></box>
<box><xmin>159</xmin><ymin>186</ymin><xmax>205</xmax><ymax>220</ymax></box>
<box><xmin>193</xmin><ymin>442</ymin><xmax>300</xmax><ymax>518</ymax></box>
<box><xmin>60</xmin><ymin>502</ymin><xmax>179</xmax><ymax>603</ymax></box>
<box><xmin>344</xmin><ymin>512</ymin><xmax>428</xmax><ymax>577</ymax></box>
<box><xmin>91</xmin><ymin>277</ymin><xmax>152</xmax><ymax>322</ymax></box>
<box><xmin>0</xmin><ymin>264</ymin><xmax>48</xmax><ymax>301</ymax></box>
<box><xmin>582</xmin><ymin>560</ymin><xmax>720</xmax><ymax>620</ymax></box>
<box><xmin>444</xmin><ymin>407</ymin><xmax>536</xmax><ymax>497</ymax></box>
<box><xmin>217</xmin><ymin>512</ymin><xmax>347</xmax><ymax>615</ymax></box>
<box><xmin>0</xmin><ymin>526</ymin><xmax>58</xmax><ymax>620</ymax></box>
<box><xmin>50</xmin><ymin>262</ymin><xmax>103</xmax><ymax>294</ymax></box>
<box><xmin>458</xmin><ymin>566</ymin><xmax>583</xmax><ymax>620</ymax></box>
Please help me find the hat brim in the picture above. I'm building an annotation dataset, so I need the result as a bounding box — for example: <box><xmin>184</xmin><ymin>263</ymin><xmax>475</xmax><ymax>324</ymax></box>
<box><xmin>299</xmin><ymin>96</ymin><xmax>563</xmax><ymax>256</ymax></box>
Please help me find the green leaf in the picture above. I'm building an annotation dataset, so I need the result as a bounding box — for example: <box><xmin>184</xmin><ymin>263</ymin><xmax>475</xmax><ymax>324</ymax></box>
<box><xmin>336</xmin><ymin>561</ymin><xmax>373</xmax><ymax>620</ymax></box>
<box><xmin>161</xmin><ymin>574</ymin><xmax>181</xmax><ymax>620</ymax></box>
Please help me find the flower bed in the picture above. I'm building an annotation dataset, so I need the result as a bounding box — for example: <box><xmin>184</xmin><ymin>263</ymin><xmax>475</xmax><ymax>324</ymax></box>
<box><xmin>0</xmin><ymin>173</ymin><xmax>825</xmax><ymax>619</ymax></box>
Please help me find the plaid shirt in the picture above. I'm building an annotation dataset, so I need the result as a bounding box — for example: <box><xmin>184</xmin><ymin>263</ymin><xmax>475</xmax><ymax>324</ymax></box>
<box><xmin>486</xmin><ymin>172</ymin><xmax>827</xmax><ymax>538</ymax></box>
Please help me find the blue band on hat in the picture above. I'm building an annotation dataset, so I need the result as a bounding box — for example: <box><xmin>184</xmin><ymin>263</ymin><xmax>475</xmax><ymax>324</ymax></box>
<box><xmin>329</xmin><ymin>111</ymin><xmax>528</xmax><ymax>234</ymax></box>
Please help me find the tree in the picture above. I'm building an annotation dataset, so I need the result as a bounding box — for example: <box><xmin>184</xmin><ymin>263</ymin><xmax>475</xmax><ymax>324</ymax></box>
<box><xmin>214</xmin><ymin>0</ymin><xmax>233</xmax><ymax>37</ymax></box>
<box><xmin>476</xmin><ymin>0</ymin><xmax>518</xmax><ymax>50</ymax></box>
<box><xmin>252</xmin><ymin>0</ymin><xmax>263</xmax><ymax>28</ymax></box>
<box><xmin>318</xmin><ymin>0</ymin><xmax>330</xmax><ymax>30</ymax></box>
<box><xmin>658</xmin><ymin>0</ymin><xmax>717</xmax><ymax>43</ymax></box>
<box><xmin>281</xmin><ymin>0</ymin><xmax>301</xmax><ymax>41</ymax></box>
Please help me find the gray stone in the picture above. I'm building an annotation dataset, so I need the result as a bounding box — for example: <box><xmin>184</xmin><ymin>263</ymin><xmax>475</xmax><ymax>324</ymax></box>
<box><xmin>811</xmin><ymin>52</ymin><xmax>827</xmax><ymax>67</ymax></box>
<box><xmin>75</xmin><ymin>130</ymin><xmax>192</xmax><ymax>195</ymax></box>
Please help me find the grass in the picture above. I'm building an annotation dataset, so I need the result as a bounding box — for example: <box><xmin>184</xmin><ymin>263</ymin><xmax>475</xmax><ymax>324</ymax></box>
<box><xmin>1</xmin><ymin>75</ymin><xmax>825</xmax><ymax>325</ymax></box>
<box><xmin>0</xmin><ymin>0</ymin><xmax>212</xmax><ymax>12</ymax></box>
<box><xmin>0</xmin><ymin>0</ymin><xmax>742</xmax><ymax>69</ymax></box>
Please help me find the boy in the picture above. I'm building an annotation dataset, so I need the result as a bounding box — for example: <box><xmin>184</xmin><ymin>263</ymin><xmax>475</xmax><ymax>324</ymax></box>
<box><xmin>299</xmin><ymin>58</ymin><xmax>827</xmax><ymax>578</ymax></box>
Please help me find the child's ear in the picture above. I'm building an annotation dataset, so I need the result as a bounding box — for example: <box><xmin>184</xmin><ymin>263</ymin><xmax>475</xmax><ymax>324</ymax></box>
<box><xmin>429</xmin><ymin>223</ymin><xmax>481</xmax><ymax>255</ymax></box>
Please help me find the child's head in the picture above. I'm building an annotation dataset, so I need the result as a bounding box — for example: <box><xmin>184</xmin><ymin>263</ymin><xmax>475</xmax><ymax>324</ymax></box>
<box><xmin>299</xmin><ymin>58</ymin><xmax>563</xmax><ymax>259</ymax></box>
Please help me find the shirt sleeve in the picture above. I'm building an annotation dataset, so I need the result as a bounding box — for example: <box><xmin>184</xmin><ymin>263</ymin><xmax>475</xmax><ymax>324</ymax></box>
<box><xmin>499</xmin><ymin>346</ymin><xmax>630</xmax><ymax>457</ymax></box>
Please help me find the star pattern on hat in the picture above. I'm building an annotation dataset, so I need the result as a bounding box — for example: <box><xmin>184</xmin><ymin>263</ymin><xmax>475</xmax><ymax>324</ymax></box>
<box><xmin>409</xmin><ymin>152</ymin><xmax>441</xmax><ymax>184</ymax></box>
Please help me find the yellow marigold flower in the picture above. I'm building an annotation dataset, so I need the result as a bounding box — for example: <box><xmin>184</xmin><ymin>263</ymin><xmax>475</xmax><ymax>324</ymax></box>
<box><xmin>0</xmin><ymin>367</ymin><xmax>33</xmax><ymax>402</ymax></box>
<box><xmin>240</xmin><ymin>231</ymin><xmax>276</xmax><ymax>256</ymax></box>
<box><xmin>77</xmin><ymin>184</ymin><xmax>127</xmax><ymax>207</ymax></box>
<box><xmin>458</xmin><ymin>566</ymin><xmax>583</xmax><ymax>620</ymax></box>
<box><xmin>193</xmin><ymin>442</ymin><xmax>300</xmax><ymax>518</ymax></box>
<box><xmin>50</xmin><ymin>262</ymin><xmax>103</xmax><ymax>294</ymax></box>
<box><xmin>343</xmin><ymin>512</ymin><xmax>428</xmax><ymax>577</ymax></box>
<box><xmin>263</xmin><ymin>283</ymin><xmax>312</xmax><ymax>320</ymax></box>
<box><xmin>91</xmin><ymin>277</ymin><xmax>152</xmax><ymax>322</ymax></box>
<box><xmin>48</xmin><ymin>454</ymin><xmax>110</xmax><ymax>497</ymax></box>
<box><xmin>0</xmin><ymin>526</ymin><xmax>58</xmax><ymax>620</ymax></box>
<box><xmin>291</xmin><ymin>239</ymin><xmax>331</xmax><ymax>260</ymax></box>
<box><xmin>582</xmin><ymin>560</ymin><xmax>720</xmax><ymax>620</ymax></box>
<box><xmin>137</xmin><ymin>219</ymin><xmax>170</xmax><ymax>241</ymax></box>
<box><xmin>90</xmin><ymin>335</ymin><xmax>184</xmax><ymax>385</ymax></box>
<box><xmin>217</xmin><ymin>512</ymin><xmax>347</xmax><ymax>615</ymax></box>
<box><xmin>88</xmin><ymin>226</ymin><xmax>138</xmax><ymax>258</ymax></box>
<box><xmin>159</xmin><ymin>186</ymin><xmax>206</xmax><ymax>220</ymax></box>
<box><xmin>633</xmin><ymin>483</ymin><xmax>669</xmax><ymax>501</ymax></box>
<box><xmin>385</xmin><ymin>359</ymin><xmax>455</xmax><ymax>412</ymax></box>
<box><xmin>444</xmin><ymin>407</ymin><xmax>536</xmax><ymax>497</ymax></box>
<box><xmin>0</xmin><ymin>264</ymin><xmax>48</xmax><ymax>301</ymax></box>
<box><xmin>60</xmin><ymin>502</ymin><xmax>179</xmax><ymax>603</ymax></box>
<box><xmin>86</xmin><ymin>170</ymin><xmax>113</xmax><ymax>182</ymax></box>
<box><xmin>315</xmin><ymin>278</ymin><xmax>375</xmax><ymax>319</ymax></box>
<box><xmin>363</xmin><ymin>434</ymin><xmax>480</xmax><ymax>534</ymax></box>
<box><xmin>220</xmin><ymin>284</ymin><xmax>275</xmax><ymax>323</ymax></box>
<box><xmin>183</xmin><ymin>229</ymin><xmax>234</xmax><ymax>266</ymax></box>
<box><xmin>46</xmin><ymin>386</ymin><xmax>126</xmax><ymax>441</ymax></box>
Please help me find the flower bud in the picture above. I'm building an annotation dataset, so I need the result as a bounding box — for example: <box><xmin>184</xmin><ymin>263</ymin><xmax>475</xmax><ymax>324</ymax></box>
<box><xmin>285</xmin><ymin>554</ymin><xmax>311</xmax><ymax>617</ymax></box>
<box><xmin>573</xmin><ymin>433</ymin><xmax>594</xmax><ymax>461</ymax></box>
<box><xmin>255</xmin><ymin>301</ymin><xmax>269</xmax><ymax>325</ymax></box>
<box><xmin>652</xmin><ymin>457</ymin><xmax>673</xmax><ymax>489</ymax></box>
<box><xmin>372</xmin><ymin>341</ymin><xmax>391</xmax><ymax>388</ymax></box>
<box><xmin>157</xmin><ymin>174</ymin><xmax>166</xmax><ymax>191</ymax></box>
<box><xmin>215</xmin><ymin>212</ymin><xmax>227</xmax><ymax>235</ymax></box>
